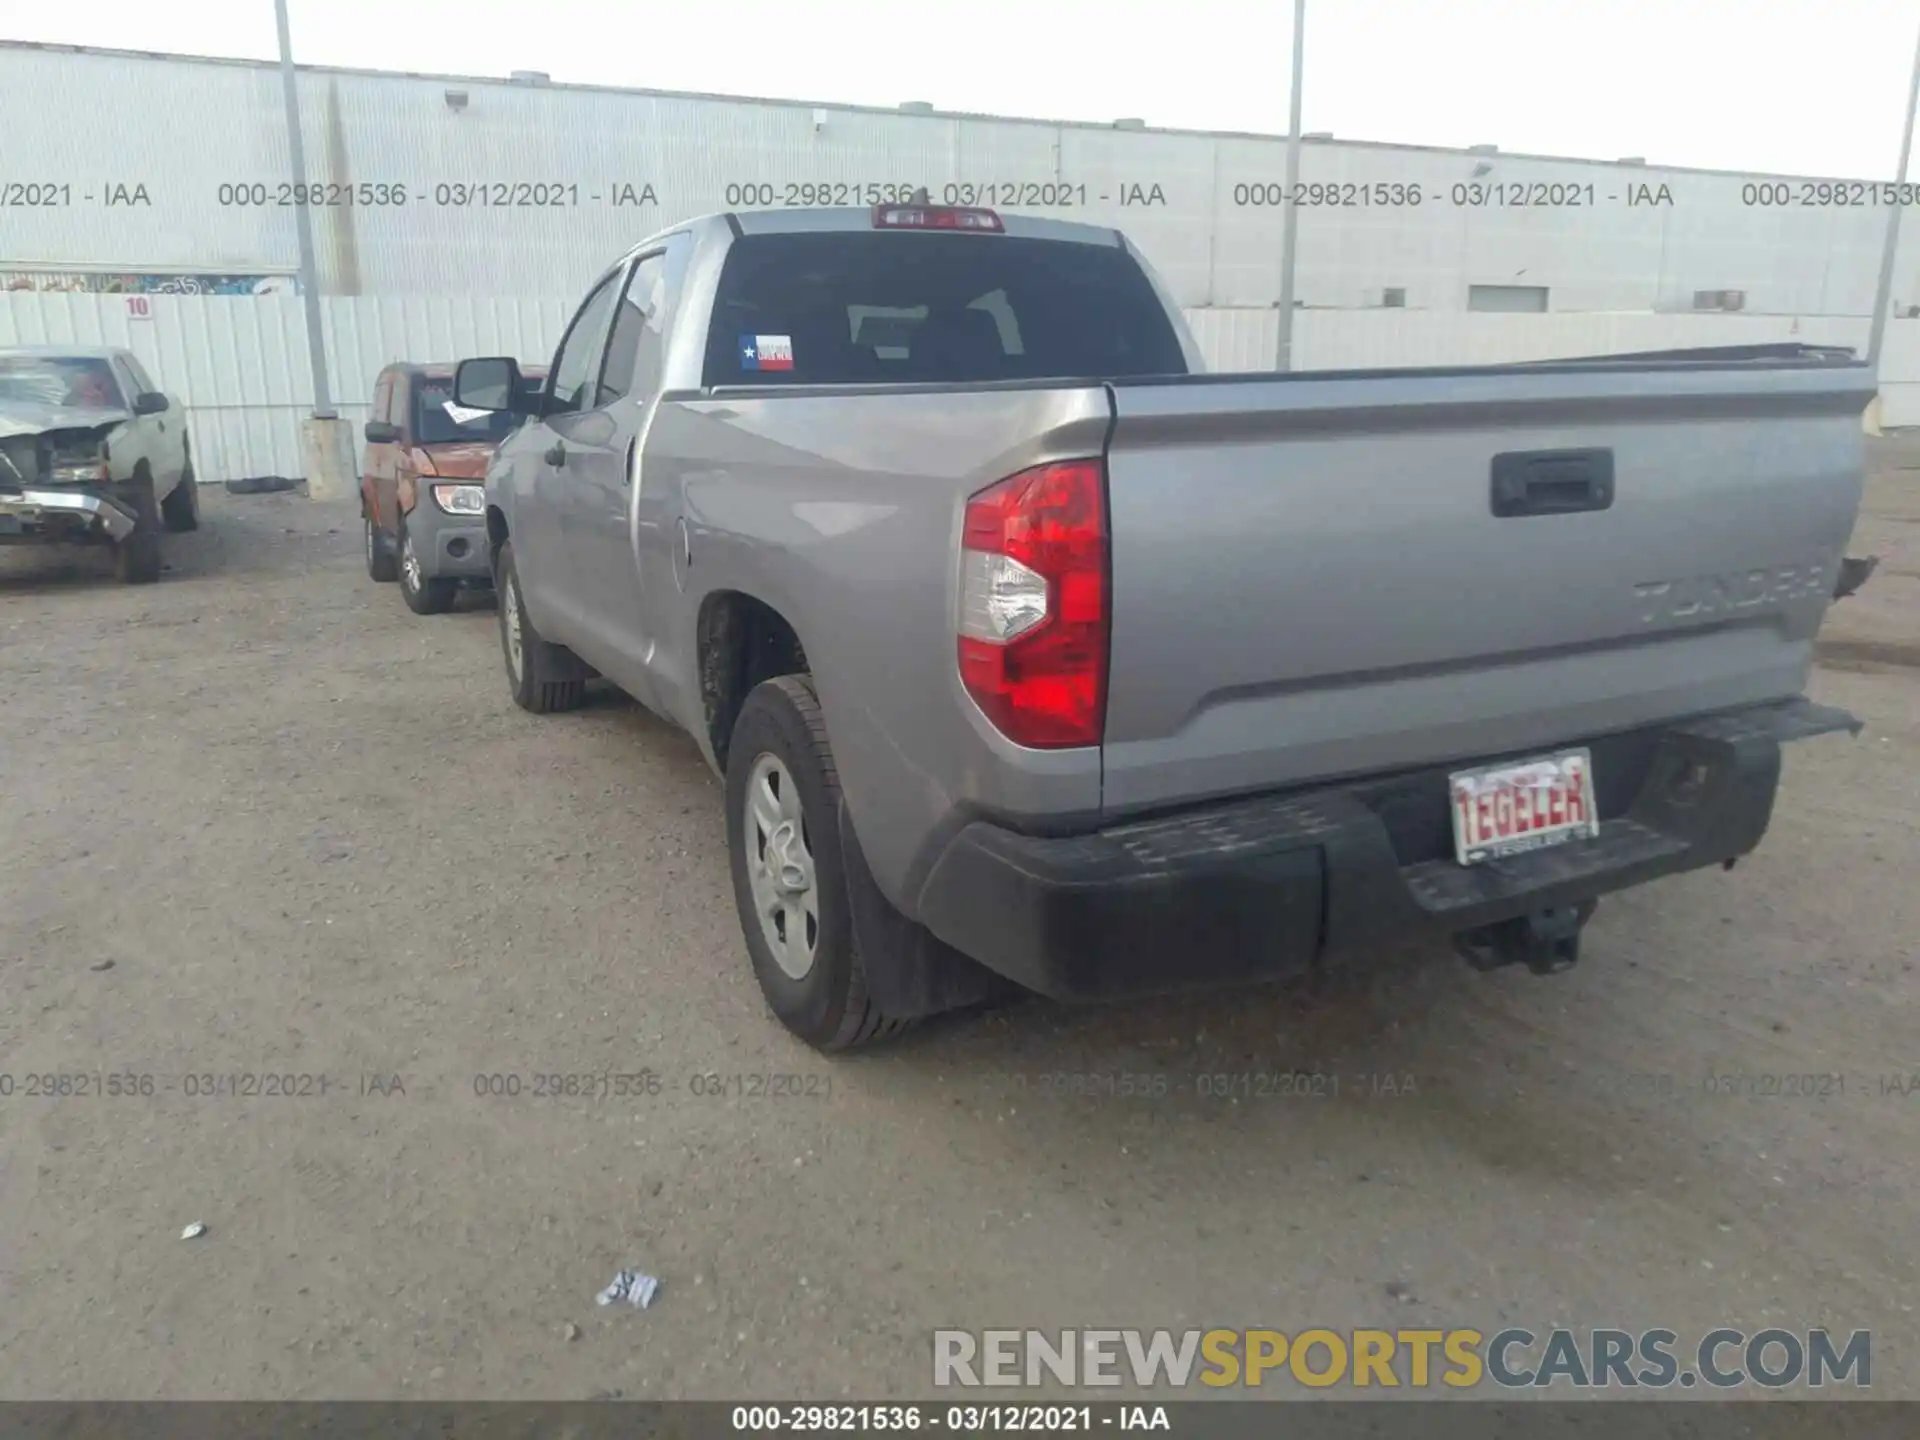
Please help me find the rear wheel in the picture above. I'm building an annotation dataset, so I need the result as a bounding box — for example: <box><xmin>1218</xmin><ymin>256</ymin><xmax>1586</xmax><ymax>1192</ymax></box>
<box><xmin>496</xmin><ymin>539</ymin><xmax>588</xmax><ymax>713</ymax></box>
<box><xmin>725</xmin><ymin>675</ymin><xmax>915</xmax><ymax>1052</ymax></box>
<box><xmin>160</xmin><ymin>445</ymin><xmax>199</xmax><ymax>532</ymax></box>
<box><xmin>398</xmin><ymin>517</ymin><xmax>458</xmax><ymax>615</ymax></box>
<box><xmin>113</xmin><ymin>475</ymin><xmax>163</xmax><ymax>585</ymax></box>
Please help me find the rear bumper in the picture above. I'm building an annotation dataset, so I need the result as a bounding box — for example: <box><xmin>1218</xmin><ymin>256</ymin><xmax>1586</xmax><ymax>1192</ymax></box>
<box><xmin>0</xmin><ymin>487</ymin><xmax>137</xmax><ymax>542</ymax></box>
<box><xmin>913</xmin><ymin>697</ymin><xmax>1862</xmax><ymax>1003</ymax></box>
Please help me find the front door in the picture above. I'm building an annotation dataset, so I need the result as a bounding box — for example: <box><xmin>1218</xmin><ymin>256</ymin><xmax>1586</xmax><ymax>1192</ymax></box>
<box><xmin>367</xmin><ymin>372</ymin><xmax>400</xmax><ymax>531</ymax></box>
<box><xmin>118</xmin><ymin>353</ymin><xmax>182</xmax><ymax>490</ymax></box>
<box><xmin>97</xmin><ymin>356</ymin><xmax>156</xmax><ymax>484</ymax></box>
<box><xmin>561</xmin><ymin>244</ymin><xmax>686</xmax><ymax>707</ymax></box>
<box><xmin>518</xmin><ymin>264</ymin><xmax>628</xmax><ymax>647</ymax></box>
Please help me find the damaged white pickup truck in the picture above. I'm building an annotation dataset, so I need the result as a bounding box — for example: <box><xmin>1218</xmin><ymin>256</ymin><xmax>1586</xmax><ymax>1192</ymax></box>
<box><xmin>0</xmin><ymin>346</ymin><xmax>198</xmax><ymax>583</ymax></box>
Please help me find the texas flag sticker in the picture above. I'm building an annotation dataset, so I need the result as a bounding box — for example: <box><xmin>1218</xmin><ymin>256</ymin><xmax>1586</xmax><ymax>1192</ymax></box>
<box><xmin>739</xmin><ymin>333</ymin><xmax>794</xmax><ymax>371</ymax></box>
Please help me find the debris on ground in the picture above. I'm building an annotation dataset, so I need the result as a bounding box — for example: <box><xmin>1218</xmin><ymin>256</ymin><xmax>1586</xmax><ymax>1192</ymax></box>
<box><xmin>595</xmin><ymin>1270</ymin><xmax>659</xmax><ymax>1310</ymax></box>
<box><xmin>180</xmin><ymin>1222</ymin><xmax>207</xmax><ymax>1240</ymax></box>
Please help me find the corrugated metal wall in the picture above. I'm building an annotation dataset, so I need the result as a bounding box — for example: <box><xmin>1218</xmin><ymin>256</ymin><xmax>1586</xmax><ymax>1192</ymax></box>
<box><xmin>6</xmin><ymin>42</ymin><xmax>1920</xmax><ymax>316</ymax></box>
<box><xmin>6</xmin><ymin>292</ymin><xmax>1915</xmax><ymax>483</ymax></box>
<box><xmin>0</xmin><ymin>293</ymin><xmax>568</xmax><ymax>480</ymax></box>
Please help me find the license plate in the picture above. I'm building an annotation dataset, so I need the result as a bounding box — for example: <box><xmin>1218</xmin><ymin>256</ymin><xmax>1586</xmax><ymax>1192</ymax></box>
<box><xmin>1449</xmin><ymin>748</ymin><xmax>1599</xmax><ymax>866</ymax></box>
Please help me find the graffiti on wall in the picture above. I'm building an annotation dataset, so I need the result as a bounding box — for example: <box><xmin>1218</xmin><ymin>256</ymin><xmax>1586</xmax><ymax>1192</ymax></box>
<box><xmin>1</xmin><ymin>272</ymin><xmax>300</xmax><ymax>296</ymax></box>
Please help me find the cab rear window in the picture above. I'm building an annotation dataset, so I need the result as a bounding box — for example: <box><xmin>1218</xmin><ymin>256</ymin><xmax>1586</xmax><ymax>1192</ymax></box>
<box><xmin>702</xmin><ymin>232</ymin><xmax>1189</xmax><ymax>387</ymax></box>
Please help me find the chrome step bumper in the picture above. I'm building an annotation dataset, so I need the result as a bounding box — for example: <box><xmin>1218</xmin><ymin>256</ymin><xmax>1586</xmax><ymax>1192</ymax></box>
<box><xmin>0</xmin><ymin>488</ymin><xmax>136</xmax><ymax>541</ymax></box>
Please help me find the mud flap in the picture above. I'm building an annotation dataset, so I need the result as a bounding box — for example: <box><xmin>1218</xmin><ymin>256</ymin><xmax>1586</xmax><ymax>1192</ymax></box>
<box><xmin>837</xmin><ymin>799</ymin><xmax>1021</xmax><ymax>1018</ymax></box>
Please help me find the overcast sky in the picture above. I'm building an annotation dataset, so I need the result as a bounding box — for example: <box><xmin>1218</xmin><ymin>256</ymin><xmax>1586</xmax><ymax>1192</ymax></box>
<box><xmin>7</xmin><ymin>0</ymin><xmax>1918</xmax><ymax>177</ymax></box>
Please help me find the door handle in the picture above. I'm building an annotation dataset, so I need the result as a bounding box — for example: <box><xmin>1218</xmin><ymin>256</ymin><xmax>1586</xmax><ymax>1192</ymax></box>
<box><xmin>544</xmin><ymin>442</ymin><xmax>567</xmax><ymax>468</ymax></box>
<box><xmin>1490</xmin><ymin>449</ymin><xmax>1614</xmax><ymax>518</ymax></box>
<box><xmin>622</xmin><ymin>437</ymin><xmax>636</xmax><ymax>486</ymax></box>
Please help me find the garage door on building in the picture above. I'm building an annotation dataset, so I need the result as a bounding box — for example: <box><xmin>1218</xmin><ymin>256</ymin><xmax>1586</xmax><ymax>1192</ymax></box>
<box><xmin>1467</xmin><ymin>284</ymin><xmax>1551</xmax><ymax>313</ymax></box>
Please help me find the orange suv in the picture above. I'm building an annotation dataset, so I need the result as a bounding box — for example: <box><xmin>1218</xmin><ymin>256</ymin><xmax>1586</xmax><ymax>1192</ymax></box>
<box><xmin>359</xmin><ymin>361</ymin><xmax>544</xmax><ymax>613</ymax></box>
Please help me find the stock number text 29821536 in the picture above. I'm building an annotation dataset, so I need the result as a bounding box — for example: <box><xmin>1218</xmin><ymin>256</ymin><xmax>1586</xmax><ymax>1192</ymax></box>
<box><xmin>721</xmin><ymin>181</ymin><xmax>1169</xmax><ymax>208</ymax></box>
<box><xmin>212</xmin><ymin>181</ymin><xmax>662</xmax><ymax>208</ymax></box>
<box><xmin>1229</xmin><ymin>181</ymin><xmax>1672</xmax><ymax>208</ymax></box>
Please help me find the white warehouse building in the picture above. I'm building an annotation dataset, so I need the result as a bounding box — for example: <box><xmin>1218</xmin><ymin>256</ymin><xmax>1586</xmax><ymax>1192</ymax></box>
<box><xmin>6</xmin><ymin>39</ymin><xmax>1920</xmax><ymax>316</ymax></box>
<box><xmin>5</xmin><ymin>40</ymin><xmax>1920</xmax><ymax>478</ymax></box>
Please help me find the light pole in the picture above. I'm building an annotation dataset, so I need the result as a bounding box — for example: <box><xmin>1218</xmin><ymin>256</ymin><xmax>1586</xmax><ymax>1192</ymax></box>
<box><xmin>1275</xmin><ymin>0</ymin><xmax>1307</xmax><ymax>371</ymax></box>
<box><xmin>274</xmin><ymin>0</ymin><xmax>335</xmax><ymax>418</ymax></box>
<box><xmin>1867</xmin><ymin>21</ymin><xmax>1920</xmax><ymax>370</ymax></box>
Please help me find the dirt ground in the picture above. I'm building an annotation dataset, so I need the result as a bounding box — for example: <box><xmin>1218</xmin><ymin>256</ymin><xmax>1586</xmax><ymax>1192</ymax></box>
<box><xmin>1</xmin><ymin>441</ymin><xmax>1916</xmax><ymax>1404</ymax></box>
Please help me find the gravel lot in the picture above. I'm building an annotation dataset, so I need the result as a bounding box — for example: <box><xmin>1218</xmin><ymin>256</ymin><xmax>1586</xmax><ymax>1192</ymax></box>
<box><xmin>1</xmin><ymin>443</ymin><xmax>1916</xmax><ymax>1402</ymax></box>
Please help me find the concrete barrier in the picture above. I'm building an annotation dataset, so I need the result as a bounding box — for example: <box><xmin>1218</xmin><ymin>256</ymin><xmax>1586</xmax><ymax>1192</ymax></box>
<box><xmin>298</xmin><ymin>417</ymin><xmax>355</xmax><ymax>504</ymax></box>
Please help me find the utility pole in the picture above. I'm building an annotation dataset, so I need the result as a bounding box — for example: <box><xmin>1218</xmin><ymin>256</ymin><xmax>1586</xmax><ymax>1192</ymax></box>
<box><xmin>1275</xmin><ymin>0</ymin><xmax>1307</xmax><ymax>371</ymax></box>
<box><xmin>275</xmin><ymin>0</ymin><xmax>334</xmax><ymax>417</ymax></box>
<box><xmin>1868</xmin><ymin>21</ymin><xmax>1920</xmax><ymax>369</ymax></box>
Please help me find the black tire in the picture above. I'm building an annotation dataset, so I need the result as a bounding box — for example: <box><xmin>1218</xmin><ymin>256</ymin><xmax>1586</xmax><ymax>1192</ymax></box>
<box><xmin>364</xmin><ymin>504</ymin><xmax>398</xmax><ymax>583</ymax></box>
<box><xmin>398</xmin><ymin>516</ymin><xmax>458</xmax><ymax>615</ymax></box>
<box><xmin>160</xmin><ymin>446</ymin><xmax>199</xmax><ymax>532</ymax></box>
<box><xmin>725</xmin><ymin>675</ymin><xmax>916</xmax><ymax>1052</ymax></box>
<box><xmin>496</xmin><ymin>539</ymin><xmax>588</xmax><ymax>713</ymax></box>
<box><xmin>113</xmin><ymin>475</ymin><xmax>163</xmax><ymax>585</ymax></box>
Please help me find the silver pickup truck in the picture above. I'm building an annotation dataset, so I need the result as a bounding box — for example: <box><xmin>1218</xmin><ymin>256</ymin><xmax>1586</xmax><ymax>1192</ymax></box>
<box><xmin>454</xmin><ymin>201</ymin><xmax>1873</xmax><ymax>1052</ymax></box>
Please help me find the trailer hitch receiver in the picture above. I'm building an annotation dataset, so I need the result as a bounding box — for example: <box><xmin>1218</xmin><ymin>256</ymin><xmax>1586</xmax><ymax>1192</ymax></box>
<box><xmin>1454</xmin><ymin>900</ymin><xmax>1597</xmax><ymax>976</ymax></box>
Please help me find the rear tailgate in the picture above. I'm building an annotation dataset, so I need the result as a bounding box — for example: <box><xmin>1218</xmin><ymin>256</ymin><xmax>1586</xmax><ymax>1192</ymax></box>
<box><xmin>1099</xmin><ymin>358</ymin><xmax>1874</xmax><ymax>816</ymax></box>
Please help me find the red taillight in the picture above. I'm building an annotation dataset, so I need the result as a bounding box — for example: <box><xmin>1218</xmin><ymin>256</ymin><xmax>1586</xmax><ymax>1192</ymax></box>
<box><xmin>957</xmin><ymin>459</ymin><xmax>1108</xmax><ymax>749</ymax></box>
<box><xmin>871</xmin><ymin>203</ymin><xmax>1004</xmax><ymax>232</ymax></box>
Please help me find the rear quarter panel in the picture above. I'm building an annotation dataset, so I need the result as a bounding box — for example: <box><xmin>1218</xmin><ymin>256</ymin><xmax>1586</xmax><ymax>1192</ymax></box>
<box><xmin>649</xmin><ymin>384</ymin><xmax>1113</xmax><ymax>915</ymax></box>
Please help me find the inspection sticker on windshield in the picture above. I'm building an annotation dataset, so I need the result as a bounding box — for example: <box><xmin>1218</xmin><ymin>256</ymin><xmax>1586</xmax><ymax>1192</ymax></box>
<box><xmin>738</xmin><ymin>334</ymin><xmax>794</xmax><ymax>372</ymax></box>
<box><xmin>1449</xmin><ymin>748</ymin><xmax>1599</xmax><ymax>866</ymax></box>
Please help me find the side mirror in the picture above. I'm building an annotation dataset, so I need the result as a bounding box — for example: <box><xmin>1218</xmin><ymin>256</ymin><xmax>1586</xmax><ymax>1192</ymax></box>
<box><xmin>133</xmin><ymin>391</ymin><xmax>169</xmax><ymax>415</ymax></box>
<box><xmin>363</xmin><ymin>420</ymin><xmax>402</xmax><ymax>444</ymax></box>
<box><xmin>454</xmin><ymin>356</ymin><xmax>523</xmax><ymax>413</ymax></box>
